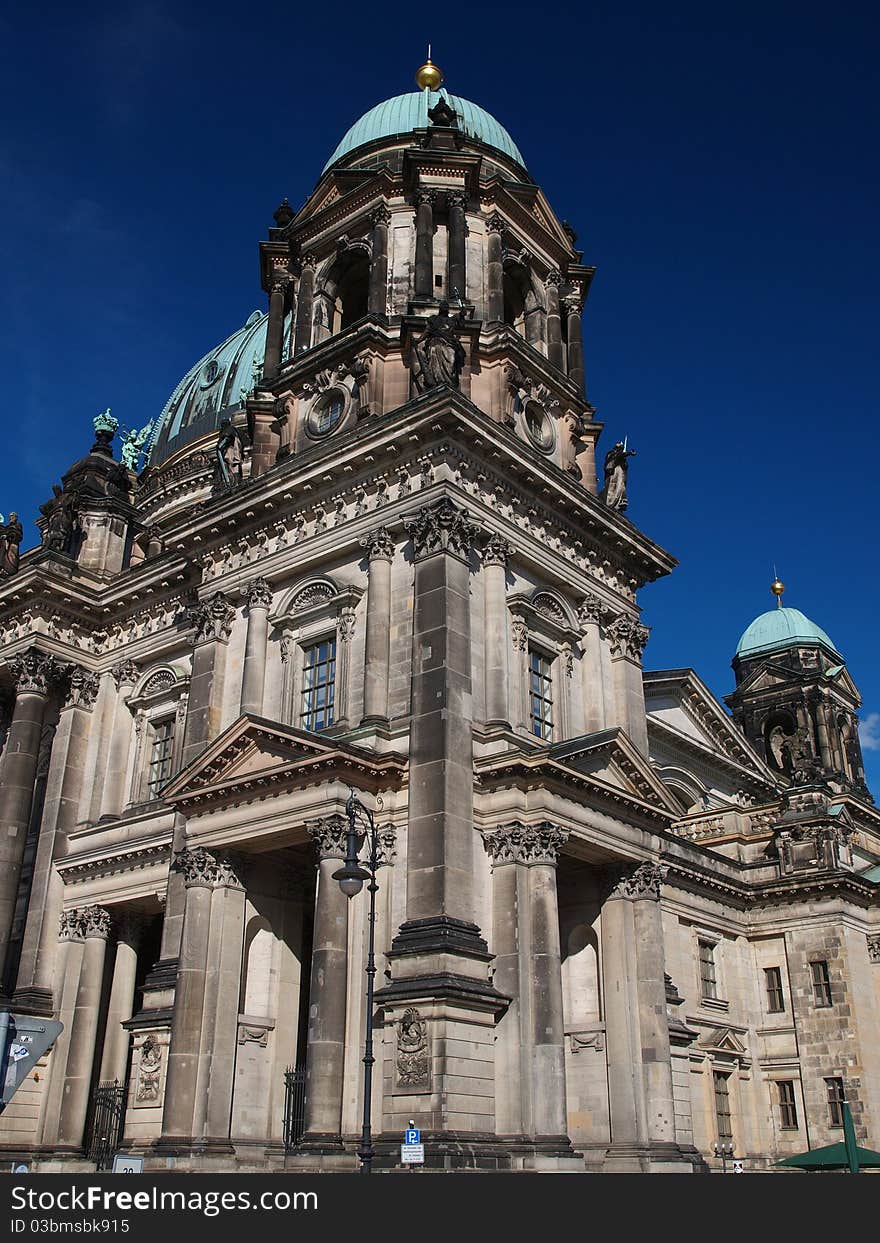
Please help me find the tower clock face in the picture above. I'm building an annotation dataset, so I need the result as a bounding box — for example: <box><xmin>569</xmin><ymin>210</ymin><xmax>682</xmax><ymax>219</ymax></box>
<box><xmin>308</xmin><ymin>390</ymin><xmax>346</xmax><ymax>437</ymax></box>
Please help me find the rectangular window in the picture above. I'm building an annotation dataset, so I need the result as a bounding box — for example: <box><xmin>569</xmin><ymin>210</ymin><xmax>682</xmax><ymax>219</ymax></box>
<box><xmin>764</xmin><ymin>966</ymin><xmax>785</xmax><ymax>1013</ymax></box>
<box><xmin>699</xmin><ymin>940</ymin><xmax>718</xmax><ymax>1000</ymax></box>
<box><xmin>528</xmin><ymin>649</ymin><xmax>554</xmax><ymax>741</ymax></box>
<box><xmin>300</xmin><ymin>638</ymin><xmax>336</xmax><ymax>731</ymax></box>
<box><xmin>147</xmin><ymin>718</ymin><xmax>175</xmax><ymax>800</ymax></box>
<box><xmin>810</xmin><ymin>960</ymin><xmax>833</xmax><ymax>1007</ymax></box>
<box><xmin>825</xmin><ymin>1077</ymin><xmax>846</xmax><ymax>1127</ymax></box>
<box><xmin>713</xmin><ymin>1071</ymin><xmax>733</xmax><ymax>1141</ymax></box>
<box><xmin>777</xmin><ymin>1080</ymin><xmax>798</xmax><ymax>1129</ymax></box>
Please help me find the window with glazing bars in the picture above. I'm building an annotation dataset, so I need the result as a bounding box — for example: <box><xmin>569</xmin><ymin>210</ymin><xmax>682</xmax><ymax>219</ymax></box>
<box><xmin>825</xmin><ymin>1077</ymin><xmax>846</xmax><ymax>1127</ymax></box>
<box><xmin>764</xmin><ymin>966</ymin><xmax>785</xmax><ymax>1013</ymax></box>
<box><xmin>713</xmin><ymin>1071</ymin><xmax>733</xmax><ymax>1140</ymax></box>
<box><xmin>300</xmin><ymin>638</ymin><xmax>336</xmax><ymax>731</ymax></box>
<box><xmin>699</xmin><ymin>939</ymin><xmax>718</xmax><ymax>1000</ymax></box>
<box><xmin>528</xmin><ymin>649</ymin><xmax>554</xmax><ymax>740</ymax></box>
<box><xmin>147</xmin><ymin>718</ymin><xmax>175</xmax><ymax>799</ymax></box>
<box><xmin>810</xmin><ymin>960</ymin><xmax>833</xmax><ymax>1007</ymax></box>
<box><xmin>777</xmin><ymin>1080</ymin><xmax>798</xmax><ymax>1129</ymax></box>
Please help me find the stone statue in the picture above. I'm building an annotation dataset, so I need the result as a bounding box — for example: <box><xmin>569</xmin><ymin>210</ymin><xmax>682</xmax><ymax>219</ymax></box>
<box><xmin>40</xmin><ymin>485</ymin><xmax>78</xmax><ymax>553</ymax></box>
<box><xmin>411</xmin><ymin>299</ymin><xmax>467</xmax><ymax>392</ymax></box>
<box><xmin>215</xmin><ymin>419</ymin><xmax>244</xmax><ymax>489</ymax></box>
<box><xmin>120</xmin><ymin>421</ymin><xmax>154</xmax><ymax>471</ymax></box>
<box><xmin>600</xmin><ymin>440</ymin><xmax>635</xmax><ymax>512</ymax></box>
<box><xmin>0</xmin><ymin>512</ymin><xmax>23</xmax><ymax>577</ymax></box>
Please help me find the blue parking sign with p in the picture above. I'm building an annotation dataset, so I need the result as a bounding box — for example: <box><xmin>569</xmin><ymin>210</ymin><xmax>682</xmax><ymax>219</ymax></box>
<box><xmin>405</xmin><ymin>1128</ymin><xmax>420</xmax><ymax>1146</ymax></box>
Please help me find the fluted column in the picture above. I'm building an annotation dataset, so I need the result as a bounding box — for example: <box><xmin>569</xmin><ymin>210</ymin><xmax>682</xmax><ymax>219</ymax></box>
<box><xmin>545</xmin><ymin>269</ymin><xmax>564</xmax><ymax>370</ymax></box>
<box><xmin>0</xmin><ymin>649</ymin><xmax>63</xmax><ymax>988</ymax></box>
<box><xmin>368</xmin><ymin>205</ymin><xmax>391</xmax><ymax>314</ymax></box>
<box><xmin>565</xmin><ymin>293</ymin><xmax>586</xmax><ymax>394</ymax></box>
<box><xmin>98</xmin><ymin>913</ymin><xmax>141</xmax><ymax>1084</ymax></box>
<box><xmin>606</xmin><ymin>615</ymin><xmax>650</xmax><ymax>754</ymax></box>
<box><xmin>482</xmin><ymin>533</ymin><xmax>512</xmax><ymax>728</ymax></box>
<box><xmin>293</xmin><ymin>254</ymin><xmax>317</xmax><ymax>356</ymax></box>
<box><xmin>578</xmin><ymin>593</ymin><xmax>608</xmax><ymax>733</ymax></box>
<box><xmin>486</xmin><ymin>212</ymin><xmax>505</xmax><ymax>322</ymax></box>
<box><xmin>199</xmin><ymin>854</ymin><xmax>247</xmax><ymax>1148</ymax></box>
<box><xmin>98</xmin><ymin>662</ymin><xmax>138</xmax><ymax>820</ymax></box>
<box><xmin>302</xmin><ymin>816</ymin><xmax>349</xmax><ymax>1144</ymax></box>
<box><xmin>56</xmin><ymin>905</ymin><xmax>111</xmax><ymax>1149</ymax></box>
<box><xmin>414</xmin><ymin>190</ymin><xmax>436</xmax><ymax>300</ymax></box>
<box><xmin>447</xmin><ymin>190</ymin><xmax>468</xmax><ymax>302</ymax></box>
<box><xmin>182</xmin><ymin>593</ymin><xmax>235</xmax><ymax>767</ymax></box>
<box><xmin>160</xmin><ymin>849</ymin><xmax>216</xmax><ymax>1146</ymax></box>
<box><xmin>360</xmin><ymin>527</ymin><xmax>394</xmax><ymax>725</ymax></box>
<box><xmin>240</xmin><ymin>578</ymin><xmax>272</xmax><ymax>716</ymax></box>
<box><xmin>262</xmin><ymin>275</ymin><xmax>289</xmax><ymax>380</ymax></box>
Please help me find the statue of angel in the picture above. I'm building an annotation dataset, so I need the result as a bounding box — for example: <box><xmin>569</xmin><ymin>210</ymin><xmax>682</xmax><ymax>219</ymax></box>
<box><xmin>120</xmin><ymin>421</ymin><xmax>155</xmax><ymax>471</ymax></box>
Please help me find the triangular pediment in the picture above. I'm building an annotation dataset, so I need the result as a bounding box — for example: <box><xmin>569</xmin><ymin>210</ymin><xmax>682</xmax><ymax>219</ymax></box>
<box><xmin>549</xmin><ymin>729</ymin><xmax>685</xmax><ymax>814</ymax></box>
<box><xmin>701</xmin><ymin>1026</ymin><xmax>748</xmax><ymax>1055</ymax></box>
<box><xmin>729</xmin><ymin>661</ymin><xmax>794</xmax><ymax>697</ymax></box>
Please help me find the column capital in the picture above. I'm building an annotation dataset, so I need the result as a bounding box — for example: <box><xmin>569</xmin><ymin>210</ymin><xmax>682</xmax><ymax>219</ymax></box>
<box><xmin>8</xmin><ymin>648</ymin><xmax>65</xmax><ymax>697</ymax></box>
<box><xmin>606</xmin><ymin>860</ymin><xmax>664</xmax><ymax>902</ymax></box>
<box><xmin>66</xmin><ymin>666</ymin><xmax>100</xmax><ymax>710</ymax></box>
<box><xmin>369</xmin><ymin>203</ymin><xmax>392</xmax><ymax>227</ymax></box>
<box><xmin>481</xmin><ymin>821</ymin><xmax>569</xmax><ymax>867</ymax></box>
<box><xmin>577</xmin><ymin>591</ymin><xmax>606</xmax><ymax>628</ymax></box>
<box><xmin>270</xmin><ymin>273</ymin><xmax>291</xmax><ymax>295</ymax></box>
<box><xmin>213</xmin><ymin>851</ymin><xmax>248</xmax><ymax>890</ymax></box>
<box><xmin>446</xmin><ymin>188</ymin><xmax>468</xmax><ymax>210</ymax></box>
<box><xmin>415</xmin><ymin>187</ymin><xmax>438</xmax><ymax>207</ymax></box>
<box><xmin>563</xmin><ymin>292</ymin><xmax>584</xmax><ymax>314</ymax></box>
<box><xmin>111</xmin><ymin>659</ymin><xmax>140</xmax><ymax>690</ymax></box>
<box><xmin>545</xmin><ymin>267</ymin><xmax>563</xmax><ymax>287</ymax></box>
<box><xmin>58</xmin><ymin>910</ymin><xmax>86</xmax><ymax>943</ymax></box>
<box><xmin>189</xmin><ymin>592</ymin><xmax>235</xmax><ymax>644</ymax></box>
<box><xmin>606</xmin><ymin>614</ymin><xmax>650</xmax><ymax>661</ymax></box>
<box><xmin>486</xmin><ymin>210</ymin><xmax>506</xmax><ymax>235</ymax></box>
<box><xmin>306</xmin><ymin>814</ymin><xmax>349</xmax><ymax>860</ymax></box>
<box><xmin>481</xmin><ymin>532</ymin><xmax>513</xmax><ymax>568</ymax></box>
<box><xmin>244</xmin><ymin>576</ymin><xmax>273</xmax><ymax>611</ymax></box>
<box><xmin>298</xmin><ymin>251</ymin><xmax>318</xmax><ymax>271</ymax></box>
<box><xmin>81</xmin><ymin>905</ymin><xmax>112</xmax><ymax>939</ymax></box>
<box><xmin>360</xmin><ymin>525</ymin><xmax>395</xmax><ymax>562</ymax></box>
<box><xmin>404</xmin><ymin>498</ymin><xmax>479</xmax><ymax>562</ymax></box>
<box><xmin>173</xmin><ymin>847</ymin><xmax>219</xmax><ymax>888</ymax></box>
<box><xmin>373</xmin><ymin>823</ymin><xmax>398</xmax><ymax>867</ymax></box>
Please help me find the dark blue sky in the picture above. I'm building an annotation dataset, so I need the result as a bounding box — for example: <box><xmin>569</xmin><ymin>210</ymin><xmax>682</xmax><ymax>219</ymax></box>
<box><xmin>1</xmin><ymin>1</ymin><xmax>878</xmax><ymax>786</ymax></box>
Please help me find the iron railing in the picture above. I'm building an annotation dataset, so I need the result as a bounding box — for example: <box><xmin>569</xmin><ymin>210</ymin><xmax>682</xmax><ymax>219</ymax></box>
<box><xmin>283</xmin><ymin>1064</ymin><xmax>307</xmax><ymax>1150</ymax></box>
<box><xmin>85</xmin><ymin>1080</ymin><xmax>127</xmax><ymax>1171</ymax></box>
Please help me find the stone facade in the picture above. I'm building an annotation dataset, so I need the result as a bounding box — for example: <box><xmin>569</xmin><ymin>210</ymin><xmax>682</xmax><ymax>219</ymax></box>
<box><xmin>0</xmin><ymin>71</ymin><xmax>878</xmax><ymax>1173</ymax></box>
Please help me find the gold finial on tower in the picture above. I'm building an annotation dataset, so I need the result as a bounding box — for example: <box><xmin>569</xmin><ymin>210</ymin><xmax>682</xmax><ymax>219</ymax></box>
<box><xmin>771</xmin><ymin>576</ymin><xmax>785</xmax><ymax>608</ymax></box>
<box><xmin>415</xmin><ymin>44</ymin><xmax>443</xmax><ymax>91</ymax></box>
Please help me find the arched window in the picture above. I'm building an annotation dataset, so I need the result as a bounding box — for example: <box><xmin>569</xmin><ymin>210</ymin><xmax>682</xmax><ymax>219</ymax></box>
<box><xmin>313</xmin><ymin>245</ymin><xmax>371</xmax><ymax>345</ymax></box>
<box><xmin>241</xmin><ymin>917</ymin><xmax>275</xmax><ymax>1018</ymax></box>
<box><xmin>562</xmin><ymin>922</ymin><xmax>602</xmax><ymax>1028</ymax></box>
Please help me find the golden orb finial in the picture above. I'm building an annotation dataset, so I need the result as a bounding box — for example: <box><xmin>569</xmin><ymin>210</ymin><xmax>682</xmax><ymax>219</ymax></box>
<box><xmin>771</xmin><ymin>578</ymin><xmax>785</xmax><ymax>607</ymax></box>
<box><xmin>415</xmin><ymin>45</ymin><xmax>443</xmax><ymax>91</ymax></box>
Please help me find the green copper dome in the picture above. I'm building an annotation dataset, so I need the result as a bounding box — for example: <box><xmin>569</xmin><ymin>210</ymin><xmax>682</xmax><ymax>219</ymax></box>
<box><xmin>735</xmin><ymin>607</ymin><xmax>841</xmax><ymax>660</ymax></box>
<box><xmin>323</xmin><ymin>89</ymin><xmax>526</xmax><ymax>172</ymax></box>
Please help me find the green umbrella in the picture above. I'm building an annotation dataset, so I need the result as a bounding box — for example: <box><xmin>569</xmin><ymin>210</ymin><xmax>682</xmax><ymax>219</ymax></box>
<box><xmin>776</xmin><ymin>1104</ymin><xmax>880</xmax><ymax>1172</ymax></box>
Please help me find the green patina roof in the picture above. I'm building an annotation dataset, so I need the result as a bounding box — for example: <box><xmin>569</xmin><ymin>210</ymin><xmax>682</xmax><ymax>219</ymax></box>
<box><xmin>735</xmin><ymin>606</ymin><xmax>841</xmax><ymax>660</ymax></box>
<box><xmin>323</xmin><ymin>89</ymin><xmax>526</xmax><ymax>172</ymax></box>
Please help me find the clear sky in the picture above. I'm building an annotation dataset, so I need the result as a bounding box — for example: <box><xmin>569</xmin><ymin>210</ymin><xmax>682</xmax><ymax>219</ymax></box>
<box><xmin>1</xmin><ymin>1</ymin><xmax>877</xmax><ymax>788</ymax></box>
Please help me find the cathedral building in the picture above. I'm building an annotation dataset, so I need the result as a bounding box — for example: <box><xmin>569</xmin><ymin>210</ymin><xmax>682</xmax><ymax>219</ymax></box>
<box><xmin>0</xmin><ymin>59</ymin><xmax>878</xmax><ymax>1173</ymax></box>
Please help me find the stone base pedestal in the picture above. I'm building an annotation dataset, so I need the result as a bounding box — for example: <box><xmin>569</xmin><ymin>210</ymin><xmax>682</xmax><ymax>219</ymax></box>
<box><xmin>602</xmin><ymin>1141</ymin><xmax>696</xmax><ymax>1173</ymax></box>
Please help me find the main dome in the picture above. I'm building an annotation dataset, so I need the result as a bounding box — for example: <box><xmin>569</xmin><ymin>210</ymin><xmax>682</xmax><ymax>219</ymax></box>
<box><xmin>323</xmin><ymin>89</ymin><xmax>526</xmax><ymax>172</ymax></box>
<box><xmin>735</xmin><ymin>606</ymin><xmax>841</xmax><ymax>660</ymax></box>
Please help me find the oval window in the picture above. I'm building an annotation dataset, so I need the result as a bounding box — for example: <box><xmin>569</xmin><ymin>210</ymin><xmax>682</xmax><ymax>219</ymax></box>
<box><xmin>524</xmin><ymin>401</ymin><xmax>554</xmax><ymax>451</ymax></box>
<box><xmin>307</xmin><ymin>390</ymin><xmax>346</xmax><ymax>437</ymax></box>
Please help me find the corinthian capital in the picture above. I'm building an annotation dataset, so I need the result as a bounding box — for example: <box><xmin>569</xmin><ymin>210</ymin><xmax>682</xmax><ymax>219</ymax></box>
<box><xmin>485</xmin><ymin>211</ymin><xmax>505</xmax><ymax>235</ymax></box>
<box><xmin>66</xmin><ymin>666</ymin><xmax>100</xmax><ymax>710</ymax></box>
<box><xmin>306</xmin><ymin>814</ymin><xmax>349</xmax><ymax>860</ymax></box>
<box><xmin>360</xmin><ymin>526</ymin><xmax>395</xmax><ymax>562</ymax></box>
<box><xmin>213</xmin><ymin>852</ymin><xmax>248</xmax><ymax>890</ymax></box>
<box><xmin>481</xmin><ymin>532</ymin><xmax>513</xmax><ymax>568</ymax></box>
<box><xmin>244</xmin><ymin>577</ymin><xmax>273</xmax><ymax>610</ymax></box>
<box><xmin>577</xmin><ymin>592</ymin><xmax>605</xmax><ymax>627</ymax></box>
<box><xmin>8</xmin><ymin>649</ymin><xmax>65</xmax><ymax>696</ymax></box>
<box><xmin>111</xmin><ymin>660</ymin><xmax>140</xmax><ymax>690</ymax></box>
<box><xmin>606</xmin><ymin>860</ymin><xmax>664</xmax><ymax>902</ymax></box>
<box><xmin>58</xmin><ymin>910</ymin><xmax>85</xmax><ymax>942</ymax></box>
<box><xmin>606</xmin><ymin>614</ymin><xmax>650</xmax><ymax>661</ymax></box>
<box><xmin>369</xmin><ymin>204</ymin><xmax>391</xmax><ymax>228</ymax></box>
<box><xmin>481</xmin><ymin>821</ymin><xmax>569</xmax><ymax>866</ymax></box>
<box><xmin>81</xmin><ymin>905</ymin><xmax>112</xmax><ymax>939</ymax></box>
<box><xmin>189</xmin><ymin>592</ymin><xmax>236</xmax><ymax>644</ymax></box>
<box><xmin>404</xmin><ymin>498</ymin><xmax>479</xmax><ymax>563</ymax></box>
<box><xmin>173</xmin><ymin>847</ymin><xmax>219</xmax><ymax>888</ymax></box>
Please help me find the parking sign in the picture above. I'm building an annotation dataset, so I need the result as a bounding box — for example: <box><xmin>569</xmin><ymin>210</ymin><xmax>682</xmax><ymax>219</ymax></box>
<box><xmin>405</xmin><ymin>1128</ymin><xmax>421</xmax><ymax>1146</ymax></box>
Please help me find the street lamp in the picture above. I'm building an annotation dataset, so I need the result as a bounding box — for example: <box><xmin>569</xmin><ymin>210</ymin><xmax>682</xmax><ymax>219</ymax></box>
<box><xmin>713</xmin><ymin>1140</ymin><xmax>735</xmax><ymax>1173</ymax></box>
<box><xmin>332</xmin><ymin>790</ymin><xmax>379</xmax><ymax>1174</ymax></box>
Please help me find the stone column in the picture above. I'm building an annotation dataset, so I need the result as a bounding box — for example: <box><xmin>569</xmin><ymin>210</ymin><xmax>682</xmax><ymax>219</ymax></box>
<box><xmin>545</xmin><ymin>269</ymin><xmax>564</xmax><ymax>370</ymax></box>
<box><xmin>486</xmin><ymin>212</ymin><xmax>505</xmax><ymax>322</ymax></box>
<box><xmin>813</xmin><ymin>692</ymin><xmax>834</xmax><ymax>772</ymax></box>
<box><xmin>98</xmin><ymin>662</ymin><xmax>138</xmax><ymax>820</ymax></box>
<box><xmin>414</xmin><ymin>190</ymin><xmax>436</xmax><ymax>300</ymax></box>
<box><xmin>447</xmin><ymin>190</ymin><xmax>468</xmax><ymax>302</ymax></box>
<box><xmin>0</xmin><ymin>649</ymin><xmax>63</xmax><ymax>988</ymax></box>
<box><xmin>262</xmin><ymin>276</ymin><xmax>289</xmax><ymax>380</ymax></box>
<box><xmin>200</xmin><ymin>855</ymin><xmax>247</xmax><ymax>1149</ymax></box>
<box><xmin>240</xmin><ymin>578</ymin><xmax>272</xmax><ymax>716</ymax></box>
<box><xmin>601</xmin><ymin>862</ymin><xmax>682</xmax><ymax>1171</ymax></box>
<box><xmin>14</xmin><ymin>668</ymin><xmax>98</xmax><ymax>1010</ymax></box>
<box><xmin>565</xmin><ymin>294</ymin><xmax>586</xmax><ymax>395</ymax></box>
<box><xmin>293</xmin><ymin>254</ymin><xmax>317</xmax><ymax>356</ymax></box>
<box><xmin>98</xmin><ymin>914</ymin><xmax>141</xmax><ymax>1084</ymax></box>
<box><xmin>483</xmin><ymin>823</ymin><xmax>570</xmax><ymax>1142</ymax></box>
<box><xmin>607</xmin><ymin>615</ymin><xmax>650</xmax><ymax>754</ymax></box>
<box><xmin>302</xmin><ymin>815</ymin><xmax>349</xmax><ymax>1145</ymax></box>
<box><xmin>368</xmin><ymin>205</ymin><xmax>391</xmax><ymax>314</ymax></box>
<box><xmin>578</xmin><ymin>593</ymin><xmax>607</xmax><ymax>734</ymax></box>
<box><xmin>182</xmin><ymin>593</ymin><xmax>235</xmax><ymax>767</ymax></box>
<box><xmin>160</xmin><ymin>849</ymin><xmax>217</xmax><ymax>1147</ymax></box>
<box><xmin>56</xmin><ymin>906</ymin><xmax>111</xmax><ymax>1149</ymax></box>
<box><xmin>481</xmin><ymin>533</ymin><xmax>512</xmax><ymax>728</ymax></box>
<box><xmin>360</xmin><ymin>527</ymin><xmax>395</xmax><ymax>725</ymax></box>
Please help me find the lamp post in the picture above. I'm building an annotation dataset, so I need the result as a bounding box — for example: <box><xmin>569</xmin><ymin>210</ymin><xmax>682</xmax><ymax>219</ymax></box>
<box><xmin>332</xmin><ymin>790</ymin><xmax>379</xmax><ymax>1174</ymax></box>
<box><xmin>713</xmin><ymin>1140</ymin><xmax>735</xmax><ymax>1173</ymax></box>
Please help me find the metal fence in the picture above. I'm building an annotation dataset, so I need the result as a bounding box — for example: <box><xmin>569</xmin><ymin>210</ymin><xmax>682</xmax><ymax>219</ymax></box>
<box><xmin>85</xmin><ymin>1080</ymin><xmax>127</xmax><ymax>1171</ymax></box>
<box><xmin>283</xmin><ymin>1064</ymin><xmax>307</xmax><ymax>1150</ymax></box>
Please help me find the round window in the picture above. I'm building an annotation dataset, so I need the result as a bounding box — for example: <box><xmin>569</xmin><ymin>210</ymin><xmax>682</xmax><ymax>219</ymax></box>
<box><xmin>307</xmin><ymin>390</ymin><xmax>346</xmax><ymax>437</ymax></box>
<box><xmin>201</xmin><ymin>359</ymin><xmax>220</xmax><ymax>386</ymax></box>
<box><xmin>523</xmin><ymin>401</ymin><xmax>554</xmax><ymax>451</ymax></box>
